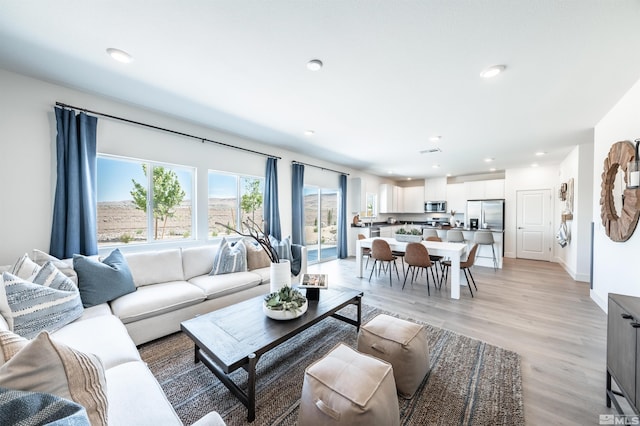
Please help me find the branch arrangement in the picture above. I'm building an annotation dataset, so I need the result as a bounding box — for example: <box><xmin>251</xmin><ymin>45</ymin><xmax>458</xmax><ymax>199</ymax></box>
<box><xmin>215</xmin><ymin>217</ymin><xmax>279</xmax><ymax>263</ymax></box>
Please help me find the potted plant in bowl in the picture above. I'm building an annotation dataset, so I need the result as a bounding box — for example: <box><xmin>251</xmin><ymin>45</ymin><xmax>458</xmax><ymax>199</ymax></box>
<box><xmin>395</xmin><ymin>227</ymin><xmax>423</xmax><ymax>243</ymax></box>
<box><xmin>263</xmin><ymin>285</ymin><xmax>308</xmax><ymax>320</ymax></box>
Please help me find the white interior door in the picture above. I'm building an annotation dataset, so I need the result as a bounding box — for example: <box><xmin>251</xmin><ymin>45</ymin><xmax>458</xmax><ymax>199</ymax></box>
<box><xmin>516</xmin><ymin>189</ymin><xmax>552</xmax><ymax>261</ymax></box>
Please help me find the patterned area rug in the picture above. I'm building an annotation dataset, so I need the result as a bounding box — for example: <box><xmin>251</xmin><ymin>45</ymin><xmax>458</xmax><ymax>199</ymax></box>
<box><xmin>139</xmin><ymin>304</ymin><xmax>524</xmax><ymax>425</ymax></box>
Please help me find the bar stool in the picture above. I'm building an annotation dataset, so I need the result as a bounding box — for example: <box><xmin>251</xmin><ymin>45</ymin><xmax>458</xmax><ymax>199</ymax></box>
<box><xmin>422</xmin><ymin>228</ymin><xmax>438</xmax><ymax>239</ymax></box>
<box><xmin>358</xmin><ymin>233</ymin><xmax>371</xmax><ymax>270</ymax></box>
<box><xmin>446</xmin><ymin>230</ymin><xmax>464</xmax><ymax>243</ymax></box>
<box><xmin>474</xmin><ymin>231</ymin><xmax>497</xmax><ymax>270</ymax></box>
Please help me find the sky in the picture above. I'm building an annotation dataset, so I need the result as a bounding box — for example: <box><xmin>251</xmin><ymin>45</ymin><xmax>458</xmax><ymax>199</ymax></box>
<box><xmin>97</xmin><ymin>157</ymin><xmax>193</xmax><ymax>202</ymax></box>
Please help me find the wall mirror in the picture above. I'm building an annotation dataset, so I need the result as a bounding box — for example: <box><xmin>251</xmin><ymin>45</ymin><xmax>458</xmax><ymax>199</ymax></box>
<box><xmin>365</xmin><ymin>193</ymin><xmax>377</xmax><ymax>217</ymax></box>
<box><xmin>600</xmin><ymin>141</ymin><xmax>640</xmax><ymax>242</ymax></box>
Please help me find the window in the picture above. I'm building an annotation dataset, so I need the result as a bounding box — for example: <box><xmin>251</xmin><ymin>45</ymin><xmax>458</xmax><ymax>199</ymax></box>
<box><xmin>97</xmin><ymin>155</ymin><xmax>194</xmax><ymax>246</ymax></box>
<box><xmin>208</xmin><ymin>171</ymin><xmax>264</xmax><ymax>237</ymax></box>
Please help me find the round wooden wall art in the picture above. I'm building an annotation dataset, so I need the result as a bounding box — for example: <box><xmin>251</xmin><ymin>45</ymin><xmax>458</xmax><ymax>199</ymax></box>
<box><xmin>600</xmin><ymin>140</ymin><xmax>640</xmax><ymax>242</ymax></box>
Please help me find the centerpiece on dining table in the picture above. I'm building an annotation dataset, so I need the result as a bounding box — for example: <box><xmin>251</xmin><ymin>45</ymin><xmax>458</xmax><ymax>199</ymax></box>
<box><xmin>395</xmin><ymin>227</ymin><xmax>424</xmax><ymax>243</ymax></box>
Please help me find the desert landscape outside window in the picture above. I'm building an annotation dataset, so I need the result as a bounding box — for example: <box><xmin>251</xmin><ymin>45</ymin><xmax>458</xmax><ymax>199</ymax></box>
<box><xmin>97</xmin><ymin>155</ymin><xmax>194</xmax><ymax>246</ymax></box>
<box><xmin>208</xmin><ymin>171</ymin><xmax>265</xmax><ymax>238</ymax></box>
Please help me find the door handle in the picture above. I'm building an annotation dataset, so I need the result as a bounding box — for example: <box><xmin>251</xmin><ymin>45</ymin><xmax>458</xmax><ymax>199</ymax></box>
<box><xmin>518</xmin><ymin>227</ymin><xmax>524</xmax><ymax>229</ymax></box>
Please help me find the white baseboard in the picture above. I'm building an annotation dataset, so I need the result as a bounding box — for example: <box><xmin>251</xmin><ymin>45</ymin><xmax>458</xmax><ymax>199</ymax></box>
<box><xmin>590</xmin><ymin>290</ymin><xmax>607</xmax><ymax>313</ymax></box>
<box><xmin>555</xmin><ymin>256</ymin><xmax>590</xmax><ymax>283</ymax></box>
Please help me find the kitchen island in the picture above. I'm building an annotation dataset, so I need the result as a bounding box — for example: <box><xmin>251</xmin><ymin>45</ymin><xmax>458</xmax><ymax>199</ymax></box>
<box><xmin>423</xmin><ymin>228</ymin><xmax>504</xmax><ymax>269</ymax></box>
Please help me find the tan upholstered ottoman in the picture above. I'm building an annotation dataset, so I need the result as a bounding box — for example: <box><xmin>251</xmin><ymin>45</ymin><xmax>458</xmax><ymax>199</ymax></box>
<box><xmin>357</xmin><ymin>314</ymin><xmax>430</xmax><ymax>398</ymax></box>
<box><xmin>298</xmin><ymin>343</ymin><xmax>400</xmax><ymax>426</ymax></box>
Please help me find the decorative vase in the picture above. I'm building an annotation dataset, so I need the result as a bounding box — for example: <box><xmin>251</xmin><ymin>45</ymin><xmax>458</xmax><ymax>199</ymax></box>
<box><xmin>263</xmin><ymin>299</ymin><xmax>308</xmax><ymax>320</ymax></box>
<box><xmin>270</xmin><ymin>259</ymin><xmax>291</xmax><ymax>293</ymax></box>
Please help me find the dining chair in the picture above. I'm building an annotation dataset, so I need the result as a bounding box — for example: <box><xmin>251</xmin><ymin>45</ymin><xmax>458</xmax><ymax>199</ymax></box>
<box><xmin>440</xmin><ymin>243</ymin><xmax>479</xmax><ymax>297</ymax></box>
<box><xmin>358</xmin><ymin>233</ymin><xmax>371</xmax><ymax>269</ymax></box>
<box><xmin>425</xmin><ymin>236</ymin><xmax>444</xmax><ymax>280</ymax></box>
<box><xmin>368</xmin><ymin>239</ymin><xmax>400</xmax><ymax>287</ymax></box>
<box><xmin>402</xmin><ymin>242</ymin><xmax>437</xmax><ymax>295</ymax></box>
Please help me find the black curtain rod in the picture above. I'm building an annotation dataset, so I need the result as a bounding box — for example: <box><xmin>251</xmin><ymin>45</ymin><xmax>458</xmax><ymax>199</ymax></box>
<box><xmin>55</xmin><ymin>102</ymin><xmax>281</xmax><ymax>160</ymax></box>
<box><xmin>292</xmin><ymin>160</ymin><xmax>349</xmax><ymax>176</ymax></box>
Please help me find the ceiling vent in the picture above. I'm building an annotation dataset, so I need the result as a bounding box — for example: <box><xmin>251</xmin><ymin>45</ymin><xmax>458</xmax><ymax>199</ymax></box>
<box><xmin>419</xmin><ymin>148</ymin><xmax>442</xmax><ymax>154</ymax></box>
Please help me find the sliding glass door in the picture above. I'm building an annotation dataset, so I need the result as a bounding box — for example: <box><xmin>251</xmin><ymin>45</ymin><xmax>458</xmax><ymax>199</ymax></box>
<box><xmin>304</xmin><ymin>186</ymin><xmax>339</xmax><ymax>263</ymax></box>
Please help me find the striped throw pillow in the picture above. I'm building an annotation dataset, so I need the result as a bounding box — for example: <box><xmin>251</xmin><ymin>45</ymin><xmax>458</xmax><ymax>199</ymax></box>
<box><xmin>2</xmin><ymin>262</ymin><xmax>83</xmax><ymax>339</ymax></box>
<box><xmin>210</xmin><ymin>238</ymin><xmax>247</xmax><ymax>275</ymax></box>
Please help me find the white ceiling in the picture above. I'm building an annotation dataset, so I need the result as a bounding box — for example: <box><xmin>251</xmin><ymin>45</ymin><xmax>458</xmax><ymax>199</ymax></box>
<box><xmin>2</xmin><ymin>1</ymin><xmax>640</xmax><ymax>180</ymax></box>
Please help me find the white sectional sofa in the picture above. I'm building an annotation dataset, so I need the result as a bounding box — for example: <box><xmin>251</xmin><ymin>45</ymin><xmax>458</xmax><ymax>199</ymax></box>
<box><xmin>116</xmin><ymin>243</ymin><xmax>307</xmax><ymax>345</ymax></box>
<box><xmin>0</xmin><ymin>241</ymin><xmax>307</xmax><ymax>425</ymax></box>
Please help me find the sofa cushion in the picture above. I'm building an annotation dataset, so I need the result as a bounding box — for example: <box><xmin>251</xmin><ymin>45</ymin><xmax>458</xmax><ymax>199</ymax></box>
<box><xmin>210</xmin><ymin>238</ymin><xmax>247</xmax><ymax>275</ymax></box>
<box><xmin>124</xmin><ymin>249</ymin><xmax>184</xmax><ymax>287</ymax></box>
<box><xmin>73</xmin><ymin>249</ymin><xmax>137</xmax><ymax>308</ymax></box>
<box><xmin>269</xmin><ymin>235</ymin><xmax>292</xmax><ymax>262</ymax></box>
<box><xmin>0</xmin><ymin>331</ymin><xmax>108</xmax><ymax>426</ymax></box>
<box><xmin>182</xmin><ymin>245</ymin><xmax>217</xmax><ymax>280</ymax></box>
<box><xmin>51</xmin><ymin>314</ymin><xmax>141</xmax><ymax>370</ymax></box>
<box><xmin>105</xmin><ymin>361</ymin><xmax>182</xmax><ymax>426</ymax></box>
<box><xmin>110</xmin><ymin>281</ymin><xmax>205</xmax><ymax>324</ymax></box>
<box><xmin>0</xmin><ymin>387</ymin><xmax>90</xmax><ymax>426</ymax></box>
<box><xmin>190</xmin><ymin>271</ymin><xmax>262</xmax><ymax>299</ymax></box>
<box><xmin>2</xmin><ymin>262</ymin><xmax>84</xmax><ymax>339</ymax></box>
<box><xmin>246</xmin><ymin>241</ymin><xmax>272</xmax><ymax>270</ymax></box>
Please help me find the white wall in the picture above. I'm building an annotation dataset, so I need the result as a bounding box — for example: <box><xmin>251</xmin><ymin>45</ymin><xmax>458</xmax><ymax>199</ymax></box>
<box><xmin>557</xmin><ymin>143</ymin><xmax>593</xmax><ymax>282</ymax></box>
<box><xmin>504</xmin><ymin>165</ymin><xmax>561</xmax><ymax>259</ymax></box>
<box><xmin>0</xmin><ymin>68</ymin><xmax>378</xmax><ymax>264</ymax></box>
<box><xmin>592</xmin><ymin>76</ymin><xmax>640</xmax><ymax>311</ymax></box>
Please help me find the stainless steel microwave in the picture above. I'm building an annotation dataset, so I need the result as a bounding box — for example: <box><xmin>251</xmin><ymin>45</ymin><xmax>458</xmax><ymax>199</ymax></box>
<box><xmin>425</xmin><ymin>201</ymin><xmax>447</xmax><ymax>213</ymax></box>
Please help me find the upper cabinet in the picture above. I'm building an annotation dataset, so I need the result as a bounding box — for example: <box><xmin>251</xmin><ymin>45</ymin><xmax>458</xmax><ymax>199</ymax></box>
<box><xmin>379</xmin><ymin>184</ymin><xmax>424</xmax><ymax>213</ymax></box>
<box><xmin>446</xmin><ymin>183</ymin><xmax>466</xmax><ymax>214</ymax></box>
<box><xmin>464</xmin><ymin>179</ymin><xmax>505</xmax><ymax>200</ymax></box>
<box><xmin>424</xmin><ymin>177</ymin><xmax>447</xmax><ymax>201</ymax></box>
<box><xmin>349</xmin><ymin>177</ymin><xmax>364</xmax><ymax>214</ymax></box>
<box><xmin>403</xmin><ymin>186</ymin><xmax>425</xmax><ymax>213</ymax></box>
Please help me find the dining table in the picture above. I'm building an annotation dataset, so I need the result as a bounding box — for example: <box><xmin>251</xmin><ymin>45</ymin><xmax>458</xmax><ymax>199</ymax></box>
<box><xmin>355</xmin><ymin>237</ymin><xmax>468</xmax><ymax>299</ymax></box>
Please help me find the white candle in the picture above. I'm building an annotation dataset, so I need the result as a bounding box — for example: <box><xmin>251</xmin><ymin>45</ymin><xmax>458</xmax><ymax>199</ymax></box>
<box><xmin>631</xmin><ymin>171</ymin><xmax>640</xmax><ymax>188</ymax></box>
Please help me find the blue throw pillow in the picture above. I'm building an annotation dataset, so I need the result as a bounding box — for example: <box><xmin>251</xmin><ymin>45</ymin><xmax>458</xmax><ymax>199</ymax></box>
<box><xmin>73</xmin><ymin>249</ymin><xmax>136</xmax><ymax>308</ymax></box>
<box><xmin>0</xmin><ymin>387</ymin><xmax>90</xmax><ymax>426</ymax></box>
<box><xmin>210</xmin><ymin>238</ymin><xmax>247</xmax><ymax>275</ymax></box>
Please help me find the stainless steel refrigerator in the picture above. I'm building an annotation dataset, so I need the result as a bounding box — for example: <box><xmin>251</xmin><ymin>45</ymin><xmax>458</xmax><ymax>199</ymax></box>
<box><xmin>466</xmin><ymin>199</ymin><xmax>505</xmax><ymax>230</ymax></box>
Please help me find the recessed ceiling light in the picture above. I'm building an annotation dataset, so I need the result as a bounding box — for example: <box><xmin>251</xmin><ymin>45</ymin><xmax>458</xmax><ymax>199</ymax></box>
<box><xmin>535</xmin><ymin>151</ymin><xmax>547</xmax><ymax>156</ymax></box>
<box><xmin>484</xmin><ymin>157</ymin><xmax>494</xmax><ymax>163</ymax></box>
<box><xmin>531</xmin><ymin>163</ymin><xmax>539</xmax><ymax>167</ymax></box>
<box><xmin>432</xmin><ymin>164</ymin><xmax>440</xmax><ymax>169</ymax></box>
<box><xmin>304</xmin><ymin>130</ymin><xmax>315</xmax><ymax>136</ymax></box>
<box><xmin>307</xmin><ymin>59</ymin><xmax>323</xmax><ymax>71</ymax></box>
<box><xmin>480</xmin><ymin>65</ymin><xmax>506</xmax><ymax>79</ymax></box>
<box><xmin>446</xmin><ymin>173</ymin><xmax>452</xmax><ymax>177</ymax></box>
<box><xmin>429</xmin><ymin>136</ymin><xmax>442</xmax><ymax>142</ymax></box>
<box><xmin>489</xmin><ymin>168</ymin><xmax>496</xmax><ymax>172</ymax></box>
<box><xmin>106</xmin><ymin>47</ymin><xmax>133</xmax><ymax>64</ymax></box>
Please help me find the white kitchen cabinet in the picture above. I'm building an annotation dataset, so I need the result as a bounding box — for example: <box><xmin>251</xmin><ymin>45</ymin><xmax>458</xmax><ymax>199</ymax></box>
<box><xmin>464</xmin><ymin>179</ymin><xmax>505</xmax><ymax>200</ymax></box>
<box><xmin>349</xmin><ymin>177</ymin><xmax>364</xmax><ymax>214</ymax></box>
<box><xmin>379</xmin><ymin>225</ymin><xmax>394</xmax><ymax>238</ymax></box>
<box><xmin>424</xmin><ymin>177</ymin><xmax>447</xmax><ymax>201</ymax></box>
<box><xmin>446</xmin><ymin>183</ymin><xmax>465</xmax><ymax>214</ymax></box>
<box><xmin>380</xmin><ymin>184</ymin><xmax>405</xmax><ymax>213</ymax></box>
<box><xmin>402</xmin><ymin>186</ymin><xmax>425</xmax><ymax>213</ymax></box>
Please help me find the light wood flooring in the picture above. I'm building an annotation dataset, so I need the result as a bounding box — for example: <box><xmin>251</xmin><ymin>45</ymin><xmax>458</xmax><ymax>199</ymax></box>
<box><xmin>307</xmin><ymin>256</ymin><xmax>613</xmax><ymax>425</ymax></box>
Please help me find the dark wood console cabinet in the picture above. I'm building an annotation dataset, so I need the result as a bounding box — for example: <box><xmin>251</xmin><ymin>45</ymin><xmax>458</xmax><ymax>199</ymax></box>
<box><xmin>607</xmin><ymin>293</ymin><xmax>640</xmax><ymax>414</ymax></box>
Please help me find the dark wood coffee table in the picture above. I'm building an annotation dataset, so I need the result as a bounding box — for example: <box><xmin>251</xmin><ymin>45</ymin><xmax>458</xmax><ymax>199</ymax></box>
<box><xmin>180</xmin><ymin>287</ymin><xmax>363</xmax><ymax>422</ymax></box>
